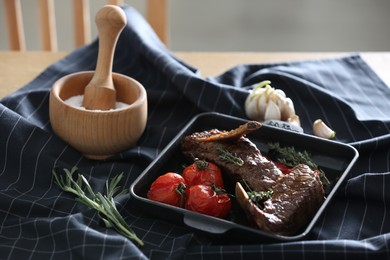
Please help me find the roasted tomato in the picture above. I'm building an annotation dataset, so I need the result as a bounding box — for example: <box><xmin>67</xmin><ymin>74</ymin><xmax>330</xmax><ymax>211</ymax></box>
<box><xmin>182</xmin><ymin>160</ymin><xmax>224</xmax><ymax>188</ymax></box>
<box><xmin>185</xmin><ymin>184</ymin><xmax>231</xmax><ymax>219</ymax></box>
<box><xmin>273</xmin><ymin>161</ymin><xmax>291</xmax><ymax>174</ymax></box>
<box><xmin>147</xmin><ymin>172</ymin><xmax>187</xmax><ymax>207</ymax></box>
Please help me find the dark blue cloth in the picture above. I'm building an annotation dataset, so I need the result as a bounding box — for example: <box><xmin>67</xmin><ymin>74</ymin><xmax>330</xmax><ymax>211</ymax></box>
<box><xmin>1</xmin><ymin>6</ymin><xmax>390</xmax><ymax>260</ymax></box>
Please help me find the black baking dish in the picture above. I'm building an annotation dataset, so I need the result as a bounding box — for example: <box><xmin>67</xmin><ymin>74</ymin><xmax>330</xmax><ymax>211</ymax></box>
<box><xmin>130</xmin><ymin>112</ymin><xmax>359</xmax><ymax>243</ymax></box>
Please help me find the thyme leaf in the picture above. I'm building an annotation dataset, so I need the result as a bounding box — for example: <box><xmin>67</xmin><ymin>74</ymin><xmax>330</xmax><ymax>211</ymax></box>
<box><xmin>216</xmin><ymin>145</ymin><xmax>244</xmax><ymax>166</ymax></box>
<box><xmin>247</xmin><ymin>189</ymin><xmax>273</xmax><ymax>209</ymax></box>
<box><xmin>242</xmin><ymin>180</ymin><xmax>273</xmax><ymax>209</ymax></box>
<box><xmin>267</xmin><ymin>142</ymin><xmax>317</xmax><ymax>169</ymax></box>
<box><xmin>53</xmin><ymin>166</ymin><xmax>144</xmax><ymax>246</ymax></box>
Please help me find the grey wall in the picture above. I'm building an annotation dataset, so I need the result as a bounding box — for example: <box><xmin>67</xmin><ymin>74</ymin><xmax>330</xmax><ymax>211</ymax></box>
<box><xmin>1</xmin><ymin>0</ymin><xmax>389</xmax><ymax>51</ymax></box>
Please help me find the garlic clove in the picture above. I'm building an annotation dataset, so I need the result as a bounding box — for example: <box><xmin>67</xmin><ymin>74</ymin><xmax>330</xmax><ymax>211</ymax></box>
<box><xmin>271</xmin><ymin>91</ymin><xmax>286</xmax><ymax>113</ymax></box>
<box><xmin>264</xmin><ymin>85</ymin><xmax>274</xmax><ymax>102</ymax></box>
<box><xmin>245</xmin><ymin>86</ymin><xmax>268</xmax><ymax>119</ymax></box>
<box><xmin>287</xmin><ymin>114</ymin><xmax>301</xmax><ymax>127</ymax></box>
<box><xmin>251</xmin><ymin>86</ymin><xmax>267</xmax><ymax>97</ymax></box>
<box><xmin>313</xmin><ymin>119</ymin><xmax>335</xmax><ymax>139</ymax></box>
<box><xmin>281</xmin><ymin>98</ymin><xmax>296</xmax><ymax>121</ymax></box>
<box><xmin>256</xmin><ymin>92</ymin><xmax>268</xmax><ymax>120</ymax></box>
<box><xmin>264</xmin><ymin>99</ymin><xmax>281</xmax><ymax>121</ymax></box>
<box><xmin>274</xmin><ymin>89</ymin><xmax>286</xmax><ymax>99</ymax></box>
<box><xmin>245</xmin><ymin>93</ymin><xmax>260</xmax><ymax>120</ymax></box>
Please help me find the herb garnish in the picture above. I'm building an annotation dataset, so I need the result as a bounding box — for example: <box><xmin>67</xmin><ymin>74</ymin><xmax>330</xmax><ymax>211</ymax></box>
<box><xmin>267</xmin><ymin>142</ymin><xmax>330</xmax><ymax>189</ymax></box>
<box><xmin>53</xmin><ymin>166</ymin><xmax>144</xmax><ymax>246</ymax></box>
<box><xmin>194</xmin><ymin>159</ymin><xmax>218</xmax><ymax>171</ymax></box>
<box><xmin>247</xmin><ymin>189</ymin><xmax>273</xmax><ymax>209</ymax></box>
<box><xmin>267</xmin><ymin>142</ymin><xmax>316</xmax><ymax>169</ymax></box>
<box><xmin>216</xmin><ymin>145</ymin><xmax>244</xmax><ymax>166</ymax></box>
<box><xmin>242</xmin><ymin>180</ymin><xmax>273</xmax><ymax>209</ymax></box>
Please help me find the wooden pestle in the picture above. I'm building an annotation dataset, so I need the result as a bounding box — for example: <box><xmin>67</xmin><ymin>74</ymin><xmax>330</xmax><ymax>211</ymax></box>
<box><xmin>82</xmin><ymin>5</ymin><xmax>127</xmax><ymax>110</ymax></box>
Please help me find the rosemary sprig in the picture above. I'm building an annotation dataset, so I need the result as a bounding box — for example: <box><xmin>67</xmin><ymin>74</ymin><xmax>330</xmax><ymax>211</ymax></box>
<box><xmin>52</xmin><ymin>166</ymin><xmax>144</xmax><ymax>246</ymax></box>
<box><xmin>216</xmin><ymin>145</ymin><xmax>244</xmax><ymax>166</ymax></box>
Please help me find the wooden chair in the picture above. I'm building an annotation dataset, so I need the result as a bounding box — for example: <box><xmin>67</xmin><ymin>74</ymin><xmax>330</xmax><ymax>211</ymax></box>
<box><xmin>3</xmin><ymin>0</ymin><xmax>168</xmax><ymax>51</ymax></box>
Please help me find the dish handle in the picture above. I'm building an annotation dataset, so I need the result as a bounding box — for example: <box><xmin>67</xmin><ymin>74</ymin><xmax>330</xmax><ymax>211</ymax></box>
<box><xmin>183</xmin><ymin>213</ymin><xmax>232</xmax><ymax>234</ymax></box>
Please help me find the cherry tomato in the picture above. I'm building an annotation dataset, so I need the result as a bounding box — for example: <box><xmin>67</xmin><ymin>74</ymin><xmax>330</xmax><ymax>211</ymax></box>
<box><xmin>182</xmin><ymin>160</ymin><xmax>224</xmax><ymax>188</ymax></box>
<box><xmin>273</xmin><ymin>161</ymin><xmax>291</xmax><ymax>174</ymax></box>
<box><xmin>264</xmin><ymin>155</ymin><xmax>291</xmax><ymax>174</ymax></box>
<box><xmin>185</xmin><ymin>184</ymin><xmax>231</xmax><ymax>219</ymax></box>
<box><xmin>147</xmin><ymin>172</ymin><xmax>187</xmax><ymax>207</ymax></box>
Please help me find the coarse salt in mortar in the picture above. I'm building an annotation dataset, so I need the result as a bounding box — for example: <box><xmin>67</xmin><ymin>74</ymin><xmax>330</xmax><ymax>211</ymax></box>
<box><xmin>64</xmin><ymin>95</ymin><xmax>129</xmax><ymax>110</ymax></box>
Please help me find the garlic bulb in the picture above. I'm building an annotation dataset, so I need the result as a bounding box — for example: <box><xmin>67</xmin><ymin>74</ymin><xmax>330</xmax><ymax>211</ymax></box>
<box><xmin>245</xmin><ymin>80</ymin><xmax>298</xmax><ymax>124</ymax></box>
<box><xmin>313</xmin><ymin>119</ymin><xmax>335</xmax><ymax>139</ymax></box>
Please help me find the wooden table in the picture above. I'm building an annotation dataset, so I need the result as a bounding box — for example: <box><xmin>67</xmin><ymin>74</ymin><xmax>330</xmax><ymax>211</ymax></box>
<box><xmin>1</xmin><ymin>51</ymin><xmax>389</xmax><ymax>98</ymax></box>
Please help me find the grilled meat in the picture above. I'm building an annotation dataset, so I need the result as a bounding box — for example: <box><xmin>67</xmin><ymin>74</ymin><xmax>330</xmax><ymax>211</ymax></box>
<box><xmin>180</xmin><ymin>122</ymin><xmax>325</xmax><ymax>235</ymax></box>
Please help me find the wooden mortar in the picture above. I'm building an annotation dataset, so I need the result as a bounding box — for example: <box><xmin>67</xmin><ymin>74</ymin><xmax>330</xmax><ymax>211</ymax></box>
<box><xmin>49</xmin><ymin>71</ymin><xmax>147</xmax><ymax>160</ymax></box>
